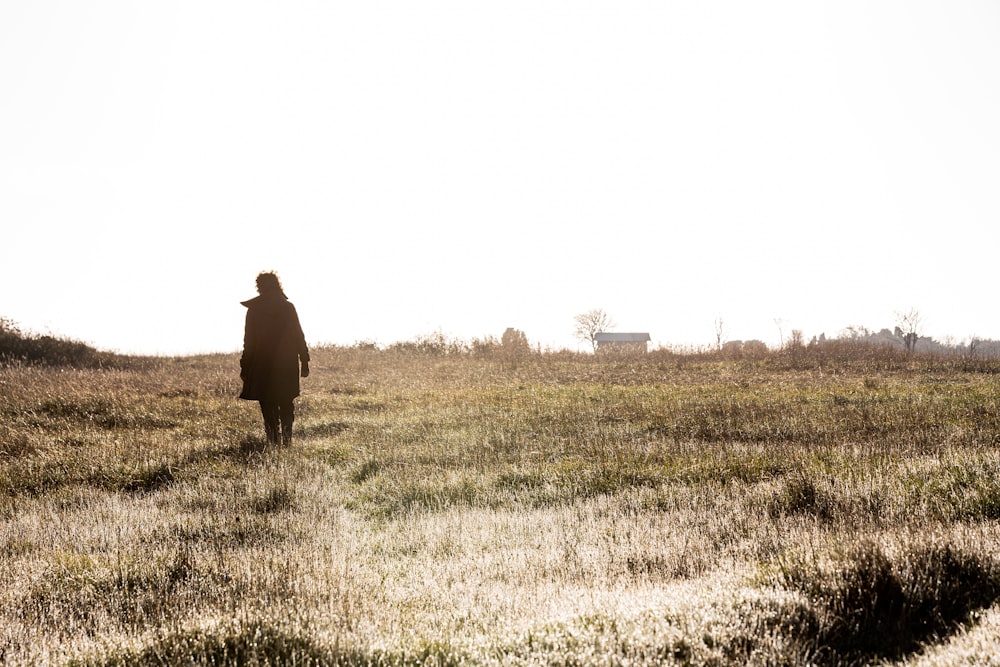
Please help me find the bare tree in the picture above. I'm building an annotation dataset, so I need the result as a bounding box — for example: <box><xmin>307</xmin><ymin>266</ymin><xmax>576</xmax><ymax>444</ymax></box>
<box><xmin>714</xmin><ymin>317</ymin><xmax>725</xmax><ymax>351</ymax></box>
<box><xmin>574</xmin><ymin>309</ymin><xmax>615</xmax><ymax>352</ymax></box>
<box><xmin>895</xmin><ymin>307</ymin><xmax>923</xmax><ymax>353</ymax></box>
<box><xmin>840</xmin><ymin>325</ymin><xmax>872</xmax><ymax>340</ymax></box>
<box><xmin>967</xmin><ymin>335</ymin><xmax>980</xmax><ymax>359</ymax></box>
<box><xmin>787</xmin><ymin>329</ymin><xmax>805</xmax><ymax>350</ymax></box>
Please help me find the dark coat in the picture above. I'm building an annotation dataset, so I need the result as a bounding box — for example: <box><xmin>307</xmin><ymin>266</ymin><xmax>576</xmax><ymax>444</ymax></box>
<box><xmin>239</xmin><ymin>290</ymin><xmax>309</xmax><ymax>402</ymax></box>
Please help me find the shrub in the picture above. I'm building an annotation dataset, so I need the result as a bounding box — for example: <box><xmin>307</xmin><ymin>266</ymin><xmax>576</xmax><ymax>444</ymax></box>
<box><xmin>775</xmin><ymin>541</ymin><xmax>1000</xmax><ymax>665</ymax></box>
<box><xmin>0</xmin><ymin>317</ymin><xmax>120</xmax><ymax>368</ymax></box>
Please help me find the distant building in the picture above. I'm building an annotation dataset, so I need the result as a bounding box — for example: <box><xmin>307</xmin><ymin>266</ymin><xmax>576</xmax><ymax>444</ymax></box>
<box><xmin>594</xmin><ymin>332</ymin><xmax>651</xmax><ymax>354</ymax></box>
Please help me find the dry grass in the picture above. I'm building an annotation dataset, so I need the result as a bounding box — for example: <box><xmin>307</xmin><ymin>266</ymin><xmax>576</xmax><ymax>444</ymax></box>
<box><xmin>2</xmin><ymin>346</ymin><xmax>1000</xmax><ymax>665</ymax></box>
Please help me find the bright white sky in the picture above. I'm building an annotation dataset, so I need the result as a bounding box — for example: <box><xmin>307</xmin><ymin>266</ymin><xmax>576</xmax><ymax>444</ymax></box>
<box><xmin>2</xmin><ymin>2</ymin><xmax>999</xmax><ymax>355</ymax></box>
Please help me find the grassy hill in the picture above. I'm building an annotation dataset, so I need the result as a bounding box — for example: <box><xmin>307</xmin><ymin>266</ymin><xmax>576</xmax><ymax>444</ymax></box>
<box><xmin>2</xmin><ymin>343</ymin><xmax>1000</xmax><ymax>665</ymax></box>
<box><xmin>0</xmin><ymin>318</ymin><xmax>129</xmax><ymax>368</ymax></box>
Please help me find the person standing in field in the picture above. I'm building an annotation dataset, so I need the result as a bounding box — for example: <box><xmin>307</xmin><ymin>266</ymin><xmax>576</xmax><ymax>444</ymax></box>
<box><xmin>239</xmin><ymin>271</ymin><xmax>310</xmax><ymax>445</ymax></box>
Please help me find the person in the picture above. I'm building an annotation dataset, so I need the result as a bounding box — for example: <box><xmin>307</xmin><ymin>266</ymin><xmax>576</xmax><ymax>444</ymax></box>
<box><xmin>239</xmin><ymin>271</ymin><xmax>310</xmax><ymax>445</ymax></box>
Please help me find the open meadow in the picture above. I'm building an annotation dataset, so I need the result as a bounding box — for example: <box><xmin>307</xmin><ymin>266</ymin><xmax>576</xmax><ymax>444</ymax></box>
<box><xmin>4</xmin><ymin>342</ymin><xmax>1000</xmax><ymax>665</ymax></box>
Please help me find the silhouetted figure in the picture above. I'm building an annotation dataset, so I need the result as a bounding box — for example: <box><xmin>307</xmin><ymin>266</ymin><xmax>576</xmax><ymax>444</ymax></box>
<box><xmin>239</xmin><ymin>272</ymin><xmax>310</xmax><ymax>445</ymax></box>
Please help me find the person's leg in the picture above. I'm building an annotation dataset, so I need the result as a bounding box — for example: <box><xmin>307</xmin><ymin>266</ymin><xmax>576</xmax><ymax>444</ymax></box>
<box><xmin>259</xmin><ymin>400</ymin><xmax>280</xmax><ymax>444</ymax></box>
<box><xmin>279</xmin><ymin>399</ymin><xmax>295</xmax><ymax>445</ymax></box>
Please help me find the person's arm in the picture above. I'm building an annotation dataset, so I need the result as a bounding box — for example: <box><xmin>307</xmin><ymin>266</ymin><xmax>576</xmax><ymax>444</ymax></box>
<box><xmin>290</xmin><ymin>305</ymin><xmax>310</xmax><ymax>378</ymax></box>
<box><xmin>240</xmin><ymin>311</ymin><xmax>254</xmax><ymax>379</ymax></box>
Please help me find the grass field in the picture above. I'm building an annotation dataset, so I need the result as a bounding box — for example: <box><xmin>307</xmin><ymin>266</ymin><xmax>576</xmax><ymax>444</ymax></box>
<box><xmin>3</xmin><ymin>343</ymin><xmax>1000</xmax><ymax>665</ymax></box>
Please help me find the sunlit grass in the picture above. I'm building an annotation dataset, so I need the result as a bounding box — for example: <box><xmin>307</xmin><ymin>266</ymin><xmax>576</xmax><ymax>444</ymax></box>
<box><xmin>2</xmin><ymin>347</ymin><xmax>1000</xmax><ymax>665</ymax></box>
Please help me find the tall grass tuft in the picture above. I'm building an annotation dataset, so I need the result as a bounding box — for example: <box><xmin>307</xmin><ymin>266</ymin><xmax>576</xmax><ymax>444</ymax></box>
<box><xmin>72</xmin><ymin>620</ymin><xmax>469</xmax><ymax>666</ymax></box>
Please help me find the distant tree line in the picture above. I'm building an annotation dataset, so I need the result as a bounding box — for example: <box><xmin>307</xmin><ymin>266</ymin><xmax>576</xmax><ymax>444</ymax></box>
<box><xmin>8</xmin><ymin>311</ymin><xmax>1000</xmax><ymax>368</ymax></box>
<box><xmin>374</xmin><ymin>328</ymin><xmax>536</xmax><ymax>358</ymax></box>
<box><xmin>826</xmin><ymin>326</ymin><xmax>1000</xmax><ymax>358</ymax></box>
<box><xmin>717</xmin><ymin>327</ymin><xmax>1000</xmax><ymax>359</ymax></box>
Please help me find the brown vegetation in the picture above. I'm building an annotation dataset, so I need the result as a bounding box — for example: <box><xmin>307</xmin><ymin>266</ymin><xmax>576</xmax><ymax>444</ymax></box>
<box><xmin>2</xmin><ymin>337</ymin><xmax>1000</xmax><ymax>665</ymax></box>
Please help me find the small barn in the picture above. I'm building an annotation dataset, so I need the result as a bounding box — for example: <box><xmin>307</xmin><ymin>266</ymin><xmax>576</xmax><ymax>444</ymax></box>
<box><xmin>594</xmin><ymin>332</ymin><xmax>651</xmax><ymax>354</ymax></box>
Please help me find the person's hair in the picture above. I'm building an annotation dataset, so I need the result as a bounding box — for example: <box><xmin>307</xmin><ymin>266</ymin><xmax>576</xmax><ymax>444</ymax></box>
<box><xmin>255</xmin><ymin>271</ymin><xmax>284</xmax><ymax>294</ymax></box>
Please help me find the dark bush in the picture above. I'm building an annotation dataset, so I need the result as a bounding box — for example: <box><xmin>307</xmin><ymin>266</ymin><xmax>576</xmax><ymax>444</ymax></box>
<box><xmin>776</xmin><ymin>541</ymin><xmax>1000</xmax><ymax>665</ymax></box>
<box><xmin>0</xmin><ymin>317</ymin><xmax>121</xmax><ymax>368</ymax></box>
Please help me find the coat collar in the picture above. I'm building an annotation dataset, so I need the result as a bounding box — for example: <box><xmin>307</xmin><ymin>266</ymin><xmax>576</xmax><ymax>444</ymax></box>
<box><xmin>241</xmin><ymin>290</ymin><xmax>289</xmax><ymax>312</ymax></box>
